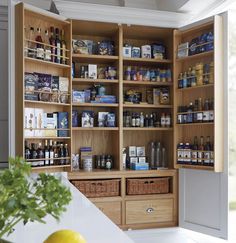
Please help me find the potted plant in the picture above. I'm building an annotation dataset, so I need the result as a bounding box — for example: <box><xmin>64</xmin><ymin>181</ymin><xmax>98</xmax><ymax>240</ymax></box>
<box><xmin>0</xmin><ymin>157</ymin><xmax>72</xmax><ymax>242</ymax></box>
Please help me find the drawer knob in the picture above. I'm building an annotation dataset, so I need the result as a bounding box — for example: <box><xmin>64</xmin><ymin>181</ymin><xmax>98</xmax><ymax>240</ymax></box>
<box><xmin>146</xmin><ymin>207</ymin><xmax>154</xmax><ymax>213</ymax></box>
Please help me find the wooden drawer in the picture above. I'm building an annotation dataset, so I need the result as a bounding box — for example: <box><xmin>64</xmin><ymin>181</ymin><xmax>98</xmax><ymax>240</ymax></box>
<box><xmin>126</xmin><ymin>199</ymin><xmax>173</xmax><ymax>224</ymax></box>
<box><xmin>94</xmin><ymin>201</ymin><xmax>121</xmax><ymax>225</ymax></box>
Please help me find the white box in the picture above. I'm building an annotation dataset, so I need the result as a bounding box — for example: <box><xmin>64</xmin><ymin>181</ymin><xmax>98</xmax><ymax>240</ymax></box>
<box><xmin>88</xmin><ymin>64</ymin><xmax>97</xmax><ymax>79</ymax></box>
<box><xmin>137</xmin><ymin>147</ymin><xmax>145</xmax><ymax>156</ymax></box>
<box><xmin>123</xmin><ymin>46</ymin><xmax>131</xmax><ymax>57</ymax></box>
<box><xmin>128</xmin><ymin>146</ymin><xmax>136</xmax><ymax>157</ymax></box>
<box><xmin>177</xmin><ymin>42</ymin><xmax>189</xmax><ymax>58</ymax></box>
<box><xmin>141</xmin><ymin>45</ymin><xmax>151</xmax><ymax>58</ymax></box>
<box><xmin>34</xmin><ymin>108</ymin><xmax>44</xmax><ymax>137</ymax></box>
<box><xmin>43</xmin><ymin>113</ymin><xmax>57</xmax><ymax>137</ymax></box>
<box><xmin>59</xmin><ymin>77</ymin><xmax>69</xmax><ymax>92</ymax></box>
<box><xmin>24</xmin><ymin>108</ymin><xmax>35</xmax><ymax>137</ymax></box>
<box><xmin>153</xmin><ymin>88</ymin><xmax>161</xmax><ymax>105</ymax></box>
<box><xmin>138</xmin><ymin>156</ymin><xmax>146</xmax><ymax>164</ymax></box>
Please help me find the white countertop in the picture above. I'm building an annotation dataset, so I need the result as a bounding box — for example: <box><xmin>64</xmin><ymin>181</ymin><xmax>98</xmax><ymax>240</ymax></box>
<box><xmin>6</xmin><ymin>174</ymin><xmax>133</xmax><ymax>243</ymax></box>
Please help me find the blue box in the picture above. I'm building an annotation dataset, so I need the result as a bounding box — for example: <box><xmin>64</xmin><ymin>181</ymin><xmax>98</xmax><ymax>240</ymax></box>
<box><xmin>57</xmin><ymin>112</ymin><xmax>69</xmax><ymax>137</ymax></box>
<box><xmin>131</xmin><ymin>162</ymin><xmax>149</xmax><ymax>170</ymax></box>
<box><xmin>72</xmin><ymin>110</ymin><xmax>79</xmax><ymax>127</ymax></box>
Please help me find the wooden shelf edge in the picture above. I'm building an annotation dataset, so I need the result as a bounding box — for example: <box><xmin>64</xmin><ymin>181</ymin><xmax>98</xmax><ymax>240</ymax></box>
<box><xmin>175</xmin><ymin>164</ymin><xmax>214</xmax><ymax>171</ymax></box>
<box><xmin>123</xmin><ymin>80</ymin><xmax>172</xmax><ymax>86</ymax></box>
<box><xmin>176</xmin><ymin>122</ymin><xmax>214</xmax><ymax>126</ymax></box>
<box><xmin>123</xmin><ymin>104</ymin><xmax>172</xmax><ymax>108</ymax></box>
<box><xmin>31</xmin><ymin>164</ymin><xmax>71</xmax><ymax>170</ymax></box>
<box><xmin>123</xmin><ymin>57</ymin><xmax>172</xmax><ymax>63</ymax></box>
<box><xmin>72</xmin><ymin>127</ymin><xmax>119</xmax><ymax>131</ymax></box>
<box><xmin>25</xmin><ymin>57</ymin><xmax>71</xmax><ymax>68</ymax></box>
<box><xmin>123</xmin><ymin>127</ymin><xmax>173</xmax><ymax>131</ymax></box>
<box><xmin>177</xmin><ymin>84</ymin><xmax>214</xmax><ymax>91</ymax></box>
<box><xmin>72</xmin><ymin>54</ymin><xmax>119</xmax><ymax>60</ymax></box>
<box><xmin>25</xmin><ymin>100</ymin><xmax>71</xmax><ymax>106</ymax></box>
<box><xmin>176</xmin><ymin>50</ymin><xmax>214</xmax><ymax>62</ymax></box>
<box><xmin>72</xmin><ymin>103</ymin><xmax>118</xmax><ymax>107</ymax></box>
<box><xmin>73</xmin><ymin>78</ymin><xmax>119</xmax><ymax>84</ymax></box>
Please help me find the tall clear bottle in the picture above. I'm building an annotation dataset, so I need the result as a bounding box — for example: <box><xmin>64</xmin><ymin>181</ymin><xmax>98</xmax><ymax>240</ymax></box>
<box><xmin>149</xmin><ymin>141</ymin><xmax>156</xmax><ymax>169</ymax></box>
<box><xmin>155</xmin><ymin>142</ymin><xmax>161</xmax><ymax>168</ymax></box>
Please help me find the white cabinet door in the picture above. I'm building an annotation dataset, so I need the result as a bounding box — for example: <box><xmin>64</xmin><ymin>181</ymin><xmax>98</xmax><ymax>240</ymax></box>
<box><xmin>178</xmin><ymin>13</ymin><xmax>228</xmax><ymax>239</ymax></box>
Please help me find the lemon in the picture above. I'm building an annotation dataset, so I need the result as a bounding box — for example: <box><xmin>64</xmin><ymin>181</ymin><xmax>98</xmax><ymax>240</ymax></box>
<box><xmin>44</xmin><ymin>229</ymin><xmax>87</xmax><ymax>243</ymax></box>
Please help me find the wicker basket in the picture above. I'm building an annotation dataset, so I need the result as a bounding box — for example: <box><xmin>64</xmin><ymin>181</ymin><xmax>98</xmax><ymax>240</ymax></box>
<box><xmin>71</xmin><ymin>179</ymin><xmax>120</xmax><ymax>198</ymax></box>
<box><xmin>126</xmin><ymin>177</ymin><xmax>169</xmax><ymax>195</ymax></box>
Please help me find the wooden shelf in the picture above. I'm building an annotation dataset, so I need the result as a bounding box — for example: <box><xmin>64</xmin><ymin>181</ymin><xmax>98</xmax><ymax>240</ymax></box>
<box><xmin>175</xmin><ymin>164</ymin><xmax>214</xmax><ymax>171</ymax></box>
<box><xmin>25</xmin><ymin>57</ymin><xmax>70</xmax><ymax>68</ymax></box>
<box><xmin>177</xmin><ymin>84</ymin><xmax>214</xmax><ymax>91</ymax></box>
<box><xmin>176</xmin><ymin>122</ymin><xmax>214</xmax><ymax>126</ymax></box>
<box><xmin>123</xmin><ymin>57</ymin><xmax>172</xmax><ymax>64</ymax></box>
<box><xmin>73</xmin><ymin>78</ymin><xmax>119</xmax><ymax>84</ymax></box>
<box><xmin>123</xmin><ymin>80</ymin><xmax>172</xmax><ymax>86</ymax></box>
<box><xmin>72</xmin><ymin>127</ymin><xmax>119</xmax><ymax>131</ymax></box>
<box><xmin>25</xmin><ymin>100</ymin><xmax>71</xmax><ymax>106</ymax></box>
<box><xmin>176</xmin><ymin>50</ymin><xmax>214</xmax><ymax>62</ymax></box>
<box><xmin>123</xmin><ymin>103</ymin><xmax>172</xmax><ymax>108</ymax></box>
<box><xmin>72</xmin><ymin>103</ymin><xmax>118</xmax><ymax>107</ymax></box>
<box><xmin>31</xmin><ymin>164</ymin><xmax>71</xmax><ymax>170</ymax></box>
<box><xmin>27</xmin><ymin>157</ymin><xmax>70</xmax><ymax>162</ymax></box>
<box><xmin>72</xmin><ymin>54</ymin><xmax>119</xmax><ymax>63</ymax></box>
<box><xmin>123</xmin><ymin>127</ymin><xmax>172</xmax><ymax>131</ymax></box>
<box><xmin>177</xmin><ymin>110</ymin><xmax>214</xmax><ymax>115</ymax></box>
<box><xmin>24</xmin><ymin>128</ymin><xmax>70</xmax><ymax>131</ymax></box>
<box><xmin>25</xmin><ymin>137</ymin><xmax>71</xmax><ymax>140</ymax></box>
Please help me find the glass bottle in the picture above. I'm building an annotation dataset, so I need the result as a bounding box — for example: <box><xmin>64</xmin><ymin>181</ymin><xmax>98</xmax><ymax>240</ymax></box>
<box><xmin>155</xmin><ymin>142</ymin><xmax>161</xmax><ymax>168</ymax></box>
<box><xmin>30</xmin><ymin>143</ymin><xmax>37</xmax><ymax>160</ymax></box>
<box><xmin>49</xmin><ymin>26</ymin><xmax>56</xmax><ymax>62</ymax></box>
<box><xmin>149</xmin><ymin>141</ymin><xmax>156</xmax><ymax>169</ymax></box>
<box><xmin>53</xmin><ymin>141</ymin><xmax>58</xmax><ymax>160</ymax></box>
<box><xmin>135</xmin><ymin>113</ymin><xmax>140</xmax><ymax>127</ymax></box>
<box><xmin>44</xmin><ymin>140</ymin><xmax>50</xmax><ymax>166</ymax></box>
<box><xmin>198</xmin><ymin>136</ymin><xmax>204</xmax><ymax>165</ymax></box>
<box><xmin>59</xmin><ymin>144</ymin><xmax>65</xmax><ymax>165</ymax></box>
<box><xmin>61</xmin><ymin>29</ymin><xmax>67</xmax><ymax>64</ymax></box>
<box><xmin>64</xmin><ymin>144</ymin><xmax>69</xmax><ymax>164</ymax></box>
<box><xmin>105</xmin><ymin>155</ymin><xmax>113</xmax><ymax>170</ymax></box>
<box><xmin>182</xmin><ymin>72</ymin><xmax>187</xmax><ymax>88</ymax></box>
<box><xmin>161</xmin><ymin>147</ymin><xmax>167</xmax><ymax>168</ymax></box>
<box><xmin>149</xmin><ymin>114</ymin><xmax>154</xmax><ymax>127</ymax></box>
<box><xmin>140</xmin><ymin>112</ymin><xmax>144</xmax><ymax>127</ymax></box>
<box><xmin>28</xmin><ymin>26</ymin><xmax>36</xmax><ymax>58</ymax></box>
<box><xmin>49</xmin><ymin>140</ymin><xmax>54</xmax><ymax>165</ymax></box>
<box><xmin>131</xmin><ymin>113</ymin><xmax>136</xmax><ymax>127</ymax></box>
<box><xmin>204</xmin><ymin>136</ymin><xmax>211</xmax><ymax>165</ymax></box>
<box><xmin>161</xmin><ymin>113</ymin><xmax>165</xmax><ymax>127</ymax></box>
<box><xmin>25</xmin><ymin>141</ymin><xmax>31</xmax><ymax>160</ymax></box>
<box><xmin>44</xmin><ymin>29</ymin><xmax>51</xmax><ymax>61</ymax></box>
<box><xmin>191</xmin><ymin>67</ymin><xmax>197</xmax><ymax>87</ymax></box>
<box><xmin>197</xmin><ymin>97</ymin><xmax>203</xmax><ymax>123</ymax></box>
<box><xmin>37</xmin><ymin>142</ymin><xmax>44</xmax><ymax>166</ymax></box>
<box><xmin>101</xmin><ymin>155</ymin><xmax>106</xmax><ymax>169</ymax></box>
<box><xmin>187</xmin><ymin>67</ymin><xmax>192</xmax><ymax>87</ymax></box>
<box><xmin>55</xmin><ymin>28</ymin><xmax>61</xmax><ymax>63</ymax></box>
<box><xmin>35</xmin><ymin>27</ymin><xmax>44</xmax><ymax>60</ymax></box>
<box><xmin>144</xmin><ymin>114</ymin><xmax>149</xmax><ymax>127</ymax></box>
<box><xmin>24</xmin><ymin>26</ymin><xmax>28</xmax><ymax>57</ymax></box>
<box><xmin>192</xmin><ymin>136</ymin><xmax>198</xmax><ymax>164</ymax></box>
<box><xmin>178</xmin><ymin>72</ymin><xmax>183</xmax><ymax>89</ymax></box>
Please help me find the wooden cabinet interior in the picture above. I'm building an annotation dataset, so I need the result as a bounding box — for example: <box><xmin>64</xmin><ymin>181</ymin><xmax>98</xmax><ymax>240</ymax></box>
<box><xmin>15</xmin><ymin>2</ymin><xmax>223</xmax><ymax>230</ymax></box>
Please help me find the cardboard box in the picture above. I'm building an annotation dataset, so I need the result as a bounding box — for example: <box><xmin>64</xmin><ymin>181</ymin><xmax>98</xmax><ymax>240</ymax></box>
<box><xmin>128</xmin><ymin>146</ymin><xmax>136</xmax><ymax>157</ymax></box>
<box><xmin>43</xmin><ymin>113</ymin><xmax>57</xmax><ymax>137</ymax></box>
<box><xmin>88</xmin><ymin>64</ymin><xmax>97</xmax><ymax>79</ymax></box>
<box><xmin>137</xmin><ymin>147</ymin><xmax>145</xmax><ymax>156</ymax></box>
<box><xmin>24</xmin><ymin>108</ymin><xmax>35</xmax><ymax>137</ymax></box>
<box><xmin>57</xmin><ymin>112</ymin><xmax>69</xmax><ymax>137</ymax></box>
<box><xmin>34</xmin><ymin>108</ymin><xmax>44</xmax><ymax>137</ymax></box>
<box><xmin>141</xmin><ymin>45</ymin><xmax>151</xmax><ymax>58</ymax></box>
<box><xmin>123</xmin><ymin>46</ymin><xmax>131</xmax><ymax>57</ymax></box>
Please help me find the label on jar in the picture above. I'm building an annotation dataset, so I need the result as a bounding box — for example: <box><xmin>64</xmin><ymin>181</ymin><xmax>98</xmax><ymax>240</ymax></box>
<box><xmin>203</xmin><ymin>111</ymin><xmax>210</xmax><ymax>122</ymax></box>
<box><xmin>45</xmin><ymin>49</ymin><xmax>51</xmax><ymax>61</ymax></box>
<box><xmin>184</xmin><ymin>149</ymin><xmax>191</xmax><ymax>163</ymax></box>
<box><xmin>106</xmin><ymin>161</ymin><xmax>112</xmax><ymax>169</ymax></box>
<box><xmin>197</xmin><ymin>112</ymin><xmax>203</xmax><ymax>122</ymax></box>
<box><xmin>177</xmin><ymin>149</ymin><xmax>184</xmax><ymax>163</ymax></box>
<box><xmin>161</xmin><ymin>117</ymin><xmax>166</xmax><ymax>126</ymax></box>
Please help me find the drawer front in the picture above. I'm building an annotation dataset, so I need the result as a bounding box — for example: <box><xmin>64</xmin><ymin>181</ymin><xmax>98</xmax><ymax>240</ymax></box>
<box><xmin>94</xmin><ymin>201</ymin><xmax>121</xmax><ymax>225</ymax></box>
<box><xmin>126</xmin><ymin>199</ymin><xmax>173</xmax><ymax>224</ymax></box>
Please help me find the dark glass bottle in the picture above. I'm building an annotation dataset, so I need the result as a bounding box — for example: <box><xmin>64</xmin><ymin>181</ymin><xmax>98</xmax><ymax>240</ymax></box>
<box><xmin>64</xmin><ymin>144</ymin><xmax>69</xmax><ymax>164</ymax></box>
<box><xmin>192</xmin><ymin>136</ymin><xmax>198</xmax><ymax>164</ymax></box>
<box><xmin>204</xmin><ymin>136</ymin><xmax>211</xmax><ymax>165</ymax></box>
<box><xmin>149</xmin><ymin>114</ymin><xmax>154</xmax><ymax>127</ymax></box>
<box><xmin>198</xmin><ymin>136</ymin><xmax>204</xmax><ymax>165</ymax></box>
<box><xmin>144</xmin><ymin>114</ymin><xmax>149</xmax><ymax>127</ymax></box>
<box><xmin>37</xmin><ymin>142</ymin><xmax>45</xmax><ymax>166</ymax></box>
<box><xmin>35</xmin><ymin>28</ymin><xmax>44</xmax><ymax>60</ymax></box>
<box><xmin>59</xmin><ymin>143</ymin><xmax>65</xmax><ymax>165</ymax></box>
<box><xmin>55</xmin><ymin>28</ymin><xmax>61</xmax><ymax>64</ymax></box>
<box><xmin>49</xmin><ymin>140</ymin><xmax>54</xmax><ymax>165</ymax></box>
<box><xmin>30</xmin><ymin>143</ymin><xmax>37</xmax><ymax>160</ymax></box>
<box><xmin>25</xmin><ymin>141</ymin><xmax>31</xmax><ymax>160</ymax></box>
<box><xmin>49</xmin><ymin>26</ymin><xmax>56</xmax><ymax>62</ymax></box>
<box><xmin>44</xmin><ymin>140</ymin><xmax>50</xmax><ymax>166</ymax></box>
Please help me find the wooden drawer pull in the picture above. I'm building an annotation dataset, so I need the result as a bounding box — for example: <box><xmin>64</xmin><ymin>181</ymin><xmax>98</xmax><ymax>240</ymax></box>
<box><xmin>146</xmin><ymin>207</ymin><xmax>154</xmax><ymax>213</ymax></box>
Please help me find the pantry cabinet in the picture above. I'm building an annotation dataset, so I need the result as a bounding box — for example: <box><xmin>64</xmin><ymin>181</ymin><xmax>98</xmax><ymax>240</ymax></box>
<box><xmin>14</xmin><ymin>2</ymin><xmax>224</xmax><ymax>232</ymax></box>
